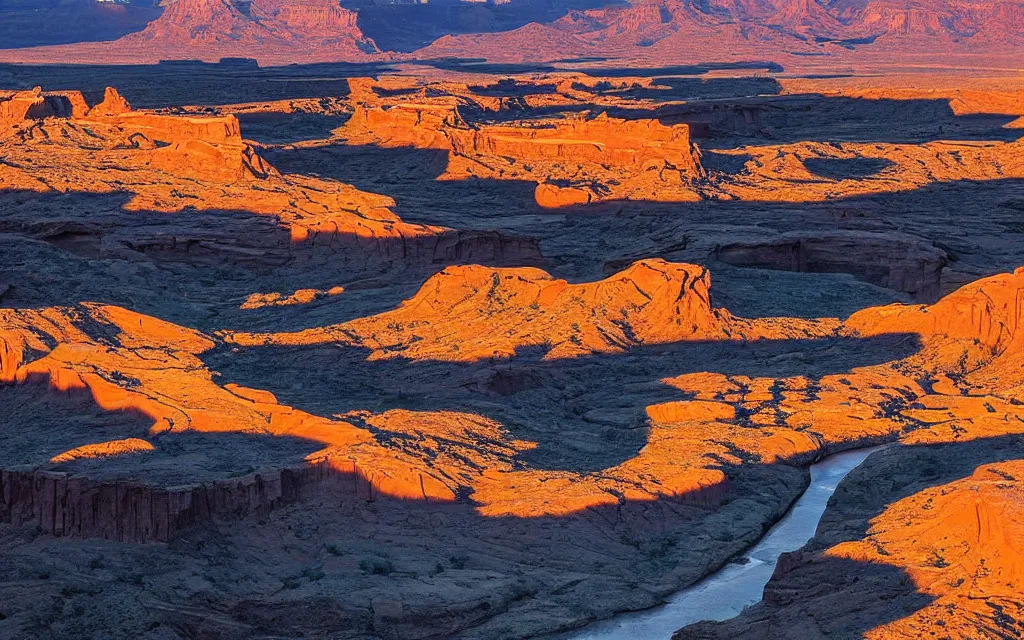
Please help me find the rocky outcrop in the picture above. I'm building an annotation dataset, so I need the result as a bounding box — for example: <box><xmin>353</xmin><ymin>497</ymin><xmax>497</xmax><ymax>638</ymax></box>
<box><xmin>0</xmin><ymin>87</ymin><xmax>91</xmax><ymax>130</ymax></box>
<box><xmin>2</xmin><ymin>84</ymin><xmax>263</xmax><ymax>183</ymax></box>
<box><xmin>534</xmin><ymin>182</ymin><xmax>595</xmax><ymax>208</ymax></box>
<box><xmin>713</xmin><ymin>137</ymin><xmax>1024</xmax><ymax>204</ymax></box>
<box><xmin>151</xmin><ymin>136</ymin><xmax>277</xmax><ymax>182</ymax></box>
<box><xmin>714</xmin><ymin>231</ymin><xmax>950</xmax><ymax>301</ymax></box>
<box><xmin>231</xmin><ymin>259</ymin><xmax>730</xmax><ymax>360</ymax></box>
<box><xmin>241</xmin><ymin>286</ymin><xmax>345</xmax><ymax>309</ymax></box>
<box><xmin>339</xmin><ymin>101</ymin><xmax>707</xmax><ymax>206</ymax></box>
<box><xmin>0</xmin><ymin>87</ymin><xmax>45</xmax><ymax>129</ymax></box>
<box><xmin>448</xmin><ymin>114</ymin><xmax>703</xmax><ymax>177</ymax></box>
<box><xmin>87</xmin><ymin>87</ymin><xmax>132</xmax><ymax>118</ymax></box>
<box><xmin>845</xmin><ymin>265</ymin><xmax>1024</xmax><ymax>350</ymax></box>
<box><xmin>0</xmin><ymin>86</ymin><xmax>458</xmax><ymax>271</ymax></box>
<box><xmin>343</xmin><ymin>101</ymin><xmax>466</xmax><ymax>150</ymax></box>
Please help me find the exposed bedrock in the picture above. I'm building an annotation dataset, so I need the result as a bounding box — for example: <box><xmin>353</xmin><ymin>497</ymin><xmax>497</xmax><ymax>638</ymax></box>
<box><xmin>0</xmin><ymin>460</ymin><xmax>376</xmax><ymax>543</ymax></box>
<box><xmin>274</xmin><ymin>227</ymin><xmax>545</xmax><ymax>271</ymax></box>
<box><xmin>0</xmin><ymin>86</ymin><xmax>547</xmax><ymax>276</ymax></box>
<box><xmin>447</xmin><ymin>114</ymin><xmax>704</xmax><ymax>177</ymax></box>
<box><xmin>713</xmin><ymin>230</ymin><xmax>950</xmax><ymax>301</ymax></box>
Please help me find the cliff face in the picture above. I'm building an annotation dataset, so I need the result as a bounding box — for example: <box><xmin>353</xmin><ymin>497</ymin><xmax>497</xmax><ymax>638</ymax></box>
<box><xmin>414</xmin><ymin>0</ymin><xmax>1024</xmax><ymax>64</ymax></box>
<box><xmin>114</xmin><ymin>0</ymin><xmax>379</xmax><ymax>61</ymax></box>
<box><xmin>339</xmin><ymin>90</ymin><xmax>707</xmax><ymax>208</ymax></box>
<box><xmin>0</xmin><ymin>87</ymin><xmax>93</xmax><ymax>129</ymax></box>
<box><xmin>714</xmin><ymin>231</ymin><xmax>950</xmax><ymax>301</ymax></box>
<box><xmin>0</xmin><ymin>461</ymin><xmax>360</xmax><ymax>543</ymax></box>
<box><xmin>448</xmin><ymin>115</ymin><xmax>702</xmax><ymax>177</ymax></box>
<box><xmin>343</xmin><ymin>102</ymin><xmax>466</xmax><ymax>149</ymax></box>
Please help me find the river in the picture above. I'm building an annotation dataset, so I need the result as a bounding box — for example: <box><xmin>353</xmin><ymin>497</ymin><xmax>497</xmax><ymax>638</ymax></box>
<box><xmin>560</xmin><ymin>445</ymin><xmax>887</xmax><ymax>640</ymax></box>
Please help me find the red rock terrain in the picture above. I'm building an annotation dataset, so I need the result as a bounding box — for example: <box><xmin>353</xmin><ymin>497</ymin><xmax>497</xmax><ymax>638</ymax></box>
<box><xmin>338</xmin><ymin>96</ymin><xmax>706</xmax><ymax>207</ymax></box>
<box><xmin>414</xmin><ymin>0</ymin><xmax>1024</xmax><ymax>66</ymax></box>
<box><xmin>0</xmin><ymin>0</ymin><xmax>381</xmax><ymax>64</ymax></box>
<box><xmin>121</xmin><ymin>0</ymin><xmax>379</xmax><ymax>56</ymax></box>
<box><xmin>0</xmin><ymin>0</ymin><xmax>1021</xmax><ymax>68</ymax></box>
<box><xmin>0</xmin><ymin>85</ymin><xmax>545</xmax><ymax>273</ymax></box>
<box><xmin>1</xmin><ymin>72</ymin><xmax>1024</xmax><ymax>640</ymax></box>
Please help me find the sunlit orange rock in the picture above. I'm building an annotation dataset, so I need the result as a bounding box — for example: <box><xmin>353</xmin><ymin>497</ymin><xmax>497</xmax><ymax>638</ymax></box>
<box><xmin>535</xmin><ymin>182</ymin><xmax>594</xmax><ymax>208</ymax></box>
<box><xmin>712</xmin><ymin>137</ymin><xmax>1024</xmax><ymax>203</ymax></box>
<box><xmin>337</xmin><ymin>89</ymin><xmax>706</xmax><ymax>206</ymax></box>
<box><xmin>343</xmin><ymin>100</ymin><xmax>467</xmax><ymax>149</ymax></box>
<box><xmin>49</xmin><ymin>438</ymin><xmax>155</xmax><ymax>464</ymax></box>
<box><xmin>845</xmin><ymin>266</ymin><xmax>1024</xmax><ymax>351</ymax></box>
<box><xmin>0</xmin><ymin>86</ymin><xmax>458</xmax><ymax>268</ymax></box>
<box><xmin>646</xmin><ymin>400</ymin><xmax>736</xmax><ymax>424</ymax></box>
<box><xmin>87</xmin><ymin>87</ymin><xmax>132</xmax><ymax>118</ymax></box>
<box><xmin>230</xmin><ymin>259</ymin><xmax>732</xmax><ymax>360</ymax></box>
<box><xmin>448</xmin><ymin>113</ymin><xmax>704</xmax><ymax>177</ymax></box>
<box><xmin>240</xmin><ymin>286</ymin><xmax>345</xmax><ymax>309</ymax></box>
<box><xmin>7</xmin><ymin>259</ymin><xmax>1024</xmax><ymax>568</ymax></box>
<box><xmin>0</xmin><ymin>87</ymin><xmax>46</xmax><ymax>129</ymax></box>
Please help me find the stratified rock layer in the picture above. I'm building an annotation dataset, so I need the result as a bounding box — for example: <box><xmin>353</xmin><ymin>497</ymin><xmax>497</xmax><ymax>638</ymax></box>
<box><xmin>338</xmin><ymin>88</ymin><xmax>707</xmax><ymax>206</ymax></box>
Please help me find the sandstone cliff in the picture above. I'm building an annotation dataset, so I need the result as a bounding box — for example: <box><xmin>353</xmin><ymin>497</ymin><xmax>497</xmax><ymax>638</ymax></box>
<box><xmin>338</xmin><ymin>90</ymin><xmax>708</xmax><ymax>207</ymax></box>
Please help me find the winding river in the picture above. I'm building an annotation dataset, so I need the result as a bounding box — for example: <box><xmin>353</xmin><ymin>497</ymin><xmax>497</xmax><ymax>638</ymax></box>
<box><xmin>561</xmin><ymin>445</ymin><xmax>887</xmax><ymax>640</ymax></box>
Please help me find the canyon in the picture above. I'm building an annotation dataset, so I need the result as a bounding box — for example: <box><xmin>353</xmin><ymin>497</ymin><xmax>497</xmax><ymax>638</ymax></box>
<box><xmin>0</xmin><ymin>45</ymin><xmax>1023</xmax><ymax>640</ymax></box>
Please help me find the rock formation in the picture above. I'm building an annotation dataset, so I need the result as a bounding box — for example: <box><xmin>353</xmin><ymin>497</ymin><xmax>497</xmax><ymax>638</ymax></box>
<box><xmin>0</xmin><ymin>85</ymin><xmax>478</xmax><ymax>272</ymax></box>
<box><xmin>86</xmin><ymin>87</ymin><xmax>132</xmax><ymax>118</ymax></box>
<box><xmin>714</xmin><ymin>231</ymin><xmax>950</xmax><ymax>301</ymax></box>
<box><xmin>0</xmin><ymin>87</ymin><xmax>92</xmax><ymax>130</ymax></box>
<box><xmin>331</xmin><ymin>76</ymin><xmax>1024</xmax><ymax>212</ymax></box>
<box><xmin>118</xmin><ymin>0</ymin><xmax>380</xmax><ymax>64</ymax></box>
<box><xmin>414</xmin><ymin>0</ymin><xmax>1024</xmax><ymax>65</ymax></box>
<box><xmin>240</xmin><ymin>286</ymin><xmax>345</xmax><ymax>309</ymax></box>
<box><xmin>337</xmin><ymin>84</ymin><xmax>707</xmax><ymax>207</ymax></box>
<box><xmin>229</xmin><ymin>259</ymin><xmax>733</xmax><ymax>360</ymax></box>
<box><xmin>712</xmin><ymin>137</ymin><xmax>1024</xmax><ymax>203</ymax></box>
<box><xmin>0</xmin><ymin>0</ymin><xmax>1023</xmax><ymax>67</ymax></box>
<box><xmin>5</xmin><ymin>242</ymin><xmax>1024</xmax><ymax>636</ymax></box>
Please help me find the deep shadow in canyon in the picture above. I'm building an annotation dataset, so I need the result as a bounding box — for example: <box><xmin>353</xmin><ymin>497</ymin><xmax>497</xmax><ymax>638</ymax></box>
<box><xmin>203</xmin><ymin>332</ymin><xmax>923</xmax><ymax>474</ymax></box>
<box><xmin>4</xmin><ymin>173</ymin><xmax>1024</xmax><ymax>331</ymax></box>
<box><xmin>11</xmin><ymin>377</ymin><xmax>1022</xmax><ymax>640</ymax></box>
<box><xmin>0</xmin><ymin>380</ymin><xmax>323</xmax><ymax>484</ymax></box>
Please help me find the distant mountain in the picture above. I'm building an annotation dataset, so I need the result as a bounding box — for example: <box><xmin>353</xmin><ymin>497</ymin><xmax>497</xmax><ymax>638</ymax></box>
<box><xmin>120</xmin><ymin>0</ymin><xmax>379</xmax><ymax>55</ymax></box>
<box><xmin>0</xmin><ymin>0</ymin><xmax>1020</xmax><ymax>66</ymax></box>
<box><xmin>415</xmin><ymin>0</ymin><xmax>1024</xmax><ymax>62</ymax></box>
